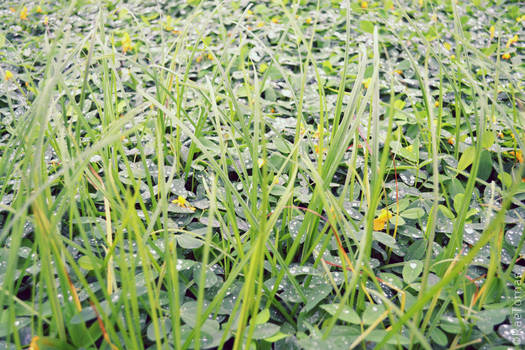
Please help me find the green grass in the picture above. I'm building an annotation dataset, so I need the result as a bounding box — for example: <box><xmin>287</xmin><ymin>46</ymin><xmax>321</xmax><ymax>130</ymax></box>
<box><xmin>0</xmin><ymin>0</ymin><xmax>524</xmax><ymax>349</ymax></box>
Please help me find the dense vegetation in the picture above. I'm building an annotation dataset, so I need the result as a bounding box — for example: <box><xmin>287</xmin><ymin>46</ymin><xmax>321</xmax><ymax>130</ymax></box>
<box><xmin>0</xmin><ymin>0</ymin><xmax>524</xmax><ymax>349</ymax></box>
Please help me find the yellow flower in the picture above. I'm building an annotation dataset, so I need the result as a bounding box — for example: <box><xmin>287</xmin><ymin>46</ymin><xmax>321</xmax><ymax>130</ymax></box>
<box><xmin>43</xmin><ymin>16</ymin><xmax>48</xmax><ymax>25</ymax></box>
<box><xmin>373</xmin><ymin>209</ymin><xmax>392</xmax><ymax>231</ymax></box>
<box><xmin>450</xmin><ymin>54</ymin><xmax>456</xmax><ymax>60</ymax></box>
<box><xmin>362</xmin><ymin>77</ymin><xmax>371</xmax><ymax>89</ymax></box>
<box><xmin>36</xmin><ymin>6</ymin><xmax>43</xmax><ymax>13</ymax></box>
<box><xmin>257</xmin><ymin>22</ymin><xmax>264</xmax><ymax>28</ymax></box>
<box><xmin>502</xmin><ymin>53</ymin><xmax>511</xmax><ymax>60</ymax></box>
<box><xmin>29</xmin><ymin>336</ymin><xmax>39</xmax><ymax>350</ymax></box>
<box><xmin>314</xmin><ymin>144</ymin><xmax>326</xmax><ymax>154</ymax></box>
<box><xmin>443</xmin><ymin>42</ymin><xmax>451</xmax><ymax>51</ymax></box>
<box><xmin>313</xmin><ymin>124</ymin><xmax>323</xmax><ymax>139</ymax></box>
<box><xmin>489</xmin><ymin>25</ymin><xmax>495</xmax><ymax>40</ymax></box>
<box><xmin>447</xmin><ymin>137</ymin><xmax>454</xmax><ymax>145</ymax></box>
<box><xmin>393</xmin><ymin>69</ymin><xmax>402</xmax><ymax>75</ymax></box>
<box><xmin>172</xmin><ymin>196</ymin><xmax>196</xmax><ymax>211</ymax></box>
<box><xmin>361</xmin><ymin>1</ymin><xmax>368</xmax><ymax>9</ymax></box>
<box><xmin>506</xmin><ymin>34</ymin><xmax>518</xmax><ymax>48</ymax></box>
<box><xmin>257</xmin><ymin>158</ymin><xmax>265</xmax><ymax>168</ymax></box>
<box><xmin>306</xmin><ymin>17</ymin><xmax>312</xmax><ymax>24</ymax></box>
<box><xmin>121</xmin><ymin>32</ymin><xmax>133</xmax><ymax>53</ymax></box>
<box><xmin>509</xmin><ymin>150</ymin><xmax>524</xmax><ymax>163</ymax></box>
<box><xmin>20</xmin><ymin>6</ymin><xmax>28</xmax><ymax>20</ymax></box>
<box><xmin>246</xmin><ymin>9</ymin><xmax>253</xmax><ymax>16</ymax></box>
<box><xmin>207</xmin><ymin>53</ymin><xmax>214</xmax><ymax>60</ymax></box>
<box><xmin>4</xmin><ymin>70</ymin><xmax>13</xmax><ymax>81</ymax></box>
<box><xmin>299</xmin><ymin>122</ymin><xmax>306</xmax><ymax>136</ymax></box>
<box><xmin>271</xmin><ymin>17</ymin><xmax>279</xmax><ymax>24</ymax></box>
<box><xmin>434</xmin><ymin>101</ymin><xmax>439</xmax><ymax>107</ymax></box>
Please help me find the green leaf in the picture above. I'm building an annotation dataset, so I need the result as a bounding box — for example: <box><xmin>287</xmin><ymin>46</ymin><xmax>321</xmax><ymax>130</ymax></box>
<box><xmin>253</xmin><ymin>309</ymin><xmax>270</xmax><ymax>325</ymax></box>
<box><xmin>429</xmin><ymin>327</ymin><xmax>448</xmax><ymax>346</ymax></box>
<box><xmin>303</xmin><ymin>281</ymin><xmax>332</xmax><ymax>313</ymax></box>
<box><xmin>477</xmin><ymin>150</ymin><xmax>492</xmax><ymax>181</ymax></box>
<box><xmin>402</xmin><ymin>260</ymin><xmax>423</xmax><ymax>284</ymax></box>
<box><xmin>439</xmin><ymin>205</ymin><xmax>455</xmax><ymax>219</ymax></box>
<box><xmin>373</xmin><ymin>231</ymin><xmax>398</xmax><ymax>249</ymax></box>
<box><xmin>476</xmin><ymin>308</ymin><xmax>508</xmax><ymax>334</ymax></box>
<box><xmin>320</xmin><ymin>304</ymin><xmax>360</xmax><ymax>324</ymax></box>
<box><xmin>482</xmin><ymin>132</ymin><xmax>496</xmax><ymax>149</ymax></box>
<box><xmin>359</xmin><ymin>20</ymin><xmax>374</xmax><ymax>34</ymax></box>
<box><xmin>29</xmin><ymin>337</ymin><xmax>76</xmax><ymax>350</ymax></box>
<box><xmin>264</xmin><ymin>331</ymin><xmax>289</xmax><ymax>342</ymax></box>
<box><xmin>498</xmin><ymin>172</ymin><xmax>512</xmax><ymax>188</ymax></box>
<box><xmin>453</xmin><ymin>193</ymin><xmax>465</xmax><ymax>214</ymax></box>
<box><xmin>70</xmin><ymin>301</ymin><xmax>111</xmax><ymax>325</ymax></box>
<box><xmin>78</xmin><ymin>255</ymin><xmax>102</xmax><ymax>270</ymax></box>
<box><xmin>176</xmin><ymin>234</ymin><xmax>203</xmax><ymax>249</ymax></box>
<box><xmin>362</xmin><ymin>303</ymin><xmax>385</xmax><ymax>325</ymax></box>
<box><xmin>400</xmin><ymin>208</ymin><xmax>425</xmax><ymax>219</ymax></box>
<box><xmin>457</xmin><ymin>146</ymin><xmax>476</xmax><ymax>171</ymax></box>
<box><xmin>252</xmin><ymin>323</ymin><xmax>280</xmax><ymax>340</ymax></box>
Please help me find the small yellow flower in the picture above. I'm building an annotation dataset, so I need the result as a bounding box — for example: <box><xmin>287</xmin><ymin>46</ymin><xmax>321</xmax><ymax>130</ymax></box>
<box><xmin>306</xmin><ymin>17</ymin><xmax>312</xmax><ymax>24</ymax></box>
<box><xmin>29</xmin><ymin>336</ymin><xmax>39</xmax><ymax>350</ymax></box>
<box><xmin>4</xmin><ymin>70</ymin><xmax>13</xmax><ymax>81</ymax></box>
<box><xmin>509</xmin><ymin>150</ymin><xmax>523</xmax><ymax>163</ymax></box>
<box><xmin>121</xmin><ymin>32</ymin><xmax>133</xmax><ymax>53</ymax></box>
<box><xmin>172</xmin><ymin>196</ymin><xmax>196</xmax><ymax>211</ymax></box>
<box><xmin>207</xmin><ymin>53</ymin><xmax>214</xmax><ymax>60</ymax></box>
<box><xmin>20</xmin><ymin>6</ymin><xmax>28</xmax><ymax>20</ymax></box>
<box><xmin>434</xmin><ymin>101</ymin><xmax>439</xmax><ymax>107</ymax></box>
<box><xmin>373</xmin><ymin>209</ymin><xmax>392</xmax><ymax>231</ymax></box>
<box><xmin>502</xmin><ymin>53</ymin><xmax>511</xmax><ymax>60</ymax></box>
<box><xmin>271</xmin><ymin>17</ymin><xmax>279</xmax><ymax>24</ymax></box>
<box><xmin>299</xmin><ymin>122</ymin><xmax>306</xmax><ymax>136</ymax></box>
<box><xmin>393</xmin><ymin>69</ymin><xmax>402</xmax><ymax>75</ymax></box>
<box><xmin>246</xmin><ymin>9</ymin><xmax>253</xmax><ymax>16</ymax></box>
<box><xmin>362</xmin><ymin>77</ymin><xmax>371</xmax><ymax>89</ymax></box>
<box><xmin>447</xmin><ymin>137</ymin><xmax>454</xmax><ymax>145</ymax></box>
<box><xmin>257</xmin><ymin>22</ymin><xmax>264</xmax><ymax>28</ymax></box>
<box><xmin>258</xmin><ymin>158</ymin><xmax>265</xmax><ymax>168</ymax></box>
<box><xmin>450</xmin><ymin>54</ymin><xmax>456</xmax><ymax>60</ymax></box>
<box><xmin>36</xmin><ymin>6</ymin><xmax>43</xmax><ymax>13</ymax></box>
<box><xmin>361</xmin><ymin>1</ymin><xmax>368</xmax><ymax>9</ymax></box>
<box><xmin>506</xmin><ymin>34</ymin><xmax>518</xmax><ymax>48</ymax></box>
<box><xmin>314</xmin><ymin>144</ymin><xmax>327</xmax><ymax>154</ymax></box>
<box><xmin>43</xmin><ymin>16</ymin><xmax>48</xmax><ymax>25</ymax></box>
<box><xmin>489</xmin><ymin>25</ymin><xmax>495</xmax><ymax>40</ymax></box>
<box><xmin>313</xmin><ymin>124</ymin><xmax>323</xmax><ymax>139</ymax></box>
<box><xmin>272</xmin><ymin>176</ymin><xmax>280</xmax><ymax>185</ymax></box>
<box><xmin>443</xmin><ymin>42</ymin><xmax>451</xmax><ymax>51</ymax></box>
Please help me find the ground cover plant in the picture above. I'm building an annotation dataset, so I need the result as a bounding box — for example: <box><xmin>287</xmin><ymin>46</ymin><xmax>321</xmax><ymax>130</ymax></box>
<box><xmin>0</xmin><ymin>0</ymin><xmax>524</xmax><ymax>349</ymax></box>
